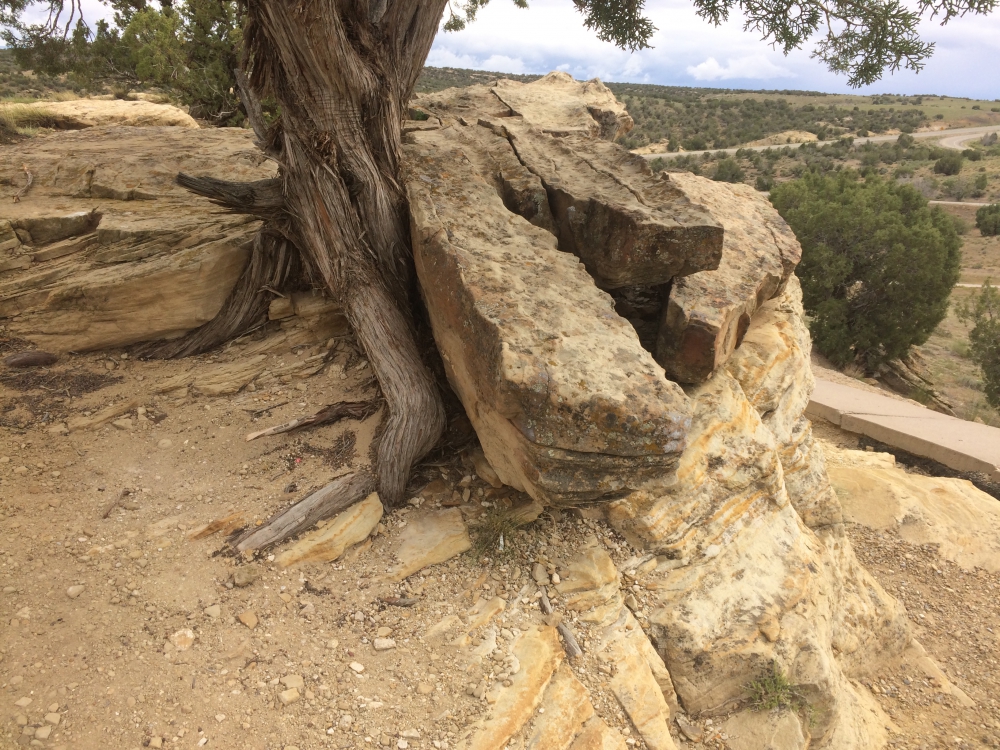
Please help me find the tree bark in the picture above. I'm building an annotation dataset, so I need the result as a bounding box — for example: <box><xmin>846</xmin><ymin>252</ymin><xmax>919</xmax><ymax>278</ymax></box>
<box><xmin>242</xmin><ymin>0</ymin><xmax>449</xmax><ymax>508</ymax></box>
<box><xmin>169</xmin><ymin>1</ymin><xmax>450</xmax><ymax>535</ymax></box>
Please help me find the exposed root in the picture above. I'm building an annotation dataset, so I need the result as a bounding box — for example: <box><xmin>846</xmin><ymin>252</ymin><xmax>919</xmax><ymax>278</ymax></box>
<box><xmin>135</xmin><ymin>231</ymin><xmax>300</xmax><ymax>359</ymax></box>
<box><xmin>245</xmin><ymin>400</ymin><xmax>379</xmax><ymax>442</ymax></box>
<box><xmin>233</xmin><ymin>469</ymin><xmax>376</xmax><ymax>552</ymax></box>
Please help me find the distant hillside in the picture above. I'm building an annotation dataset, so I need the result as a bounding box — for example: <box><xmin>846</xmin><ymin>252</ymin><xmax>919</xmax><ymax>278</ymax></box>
<box><xmin>416</xmin><ymin>66</ymin><xmax>1000</xmax><ymax>151</ymax></box>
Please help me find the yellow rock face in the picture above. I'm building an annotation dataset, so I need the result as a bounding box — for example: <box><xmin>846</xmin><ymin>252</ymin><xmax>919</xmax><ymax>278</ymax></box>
<box><xmin>827</xmin><ymin>446</ymin><xmax>1000</xmax><ymax>572</ymax></box>
<box><xmin>275</xmin><ymin>493</ymin><xmax>382</xmax><ymax>568</ymax></box>
<box><xmin>387</xmin><ymin>508</ymin><xmax>471</xmax><ymax>581</ymax></box>
<box><xmin>467</xmin><ymin>626</ymin><xmax>563</xmax><ymax>750</ymax></box>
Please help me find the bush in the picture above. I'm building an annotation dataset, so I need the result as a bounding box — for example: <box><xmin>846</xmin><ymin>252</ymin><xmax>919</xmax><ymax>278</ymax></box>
<box><xmin>713</xmin><ymin>157</ymin><xmax>745</xmax><ymax>183</ymax></box>
<box><xmin>977</xmin><ymin>204</ymin><xmax>1000</xmax><ymax>236</ymax></box>
<box><xmin>934</xmin><ymin>153</ymin><xmax>964</xmax><ymax>175</ymax></box>
<box><xmin>755</xmin><ymin>174</ymin><xmax>774</xmax><ymax>191</ymax></box>
<box><xmin>962</xmin><ymin>148</ymin><xmax>983</xmax><ymax>161</ymax></box>
<box><xmin>770</xmin><ymin>172</ymin><xmax>961</xmax><ymax>370</ymax></box>
<box><xmin>973</xmin><ymin>173</ymin><xmax>988</xmax><ymax>198</ymax></box>
<box><xmin>957</xmin><ymin>281</ymin><xmax>1000</xmax><ymax>408</ymax></box>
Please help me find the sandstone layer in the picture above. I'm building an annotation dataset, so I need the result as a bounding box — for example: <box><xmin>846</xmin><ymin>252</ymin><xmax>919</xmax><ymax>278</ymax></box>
<box><xmin>405</xmin><ymin>123</ymin><xmax>690</xmax><ymax>505</ymax></box>
<box><xmin>6</xmin><ymin>97</ymin><xmax>199</xmax><ymax>129</ymax></box>
<box><xmin>0</xmin><ymin>126</ymin><xmax>295</xmax><ymax>352</ymax></box>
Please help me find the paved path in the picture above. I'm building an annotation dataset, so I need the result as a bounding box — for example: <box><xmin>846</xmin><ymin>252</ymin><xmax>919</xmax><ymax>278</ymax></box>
<box><xmin>807</xmin><ymin>378</ymin><xmax>1000</xmax><ymax>480</ymax></box>
<box><xmin>639</xmin><ymin>124</ymin><xmax>1000</xmax><ymax>161</ymax></box>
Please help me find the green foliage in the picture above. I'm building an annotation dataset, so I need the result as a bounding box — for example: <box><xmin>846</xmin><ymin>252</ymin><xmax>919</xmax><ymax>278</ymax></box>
<box><xmin>934</xmin><ymin>153</ymin><xmax>964</xmax><ymax>175</ymax></box>
<box><xmin>1</xmin><ymin>0</ymin><xmax>243</xmax><ymax>124</ymax></box>
<box><xmin>770</xmin><ymin>171</ymin><xmax>961</xmax><ymax>371</ymax></box>
<box><xmin>609</xmin><ymin>86</ymin><xmax>926</xmax><ymax>151</ymax></box>
<box><xmin>713</xmin><ymin>157</ymin><xmax>745</xmax><ymax>183</ymax></box>
<box><xmin>977</xmin><ymin>204</ymin><xmax>1000</xmax><ymax>236</ymax></box>
<box><xmin>957</xmin><ymin>281</ymin><xmax>1000</xmax><ymax>408</ymax></box>
<box><xmin>962</xmin><ymin>148</ymin><xmax>983</xmax><ymax>161</ymax></box>
<box><xmin>746</xmin><ymin>663</ymin><xmax>807</xmax><ymax>712</ymax></box>
<box><xmin>973</xmin><ymin>172</ymin><xmax>989</xmax><ymax>197</ymax></box>
<box><xmin>445</xmin><ymin>0</ymin><xmax>655</xmax><ymax>51</ymax></box>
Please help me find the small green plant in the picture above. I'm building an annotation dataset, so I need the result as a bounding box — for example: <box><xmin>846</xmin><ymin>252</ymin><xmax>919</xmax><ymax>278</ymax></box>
<box><xmin>713</xmin><ymin>157</ymin><xmax>745</xmax><ymax>183</ymax></box>
<box><xmin>746</xmin><ymin>662</ymin><xmax>807</xmax><ymax>712</ymax></box>
<box><xmin>470</xmin><ymin>504</ymin><xmax>521</xmax><ymax>560</ymax></box>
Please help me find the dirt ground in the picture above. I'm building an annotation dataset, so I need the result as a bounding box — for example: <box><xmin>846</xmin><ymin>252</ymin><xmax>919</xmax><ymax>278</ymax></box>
<box><xmin>2</xmin><ymin>345</ymin><xmax>1000</xmax><ymax>750</ymax></box>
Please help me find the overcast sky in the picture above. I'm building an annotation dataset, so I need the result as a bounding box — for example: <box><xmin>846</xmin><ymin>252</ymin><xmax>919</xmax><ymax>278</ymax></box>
<box><xmin>427</xmin><ymin>0</ymin><xmax>1000</xmax><ymax>99</ymax></box>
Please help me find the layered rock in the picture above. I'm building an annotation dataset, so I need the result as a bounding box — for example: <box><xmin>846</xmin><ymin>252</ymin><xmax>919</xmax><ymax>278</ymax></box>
<box><xmin>607</xmin><ymin>281</ymin><xmax>912</xmax><ymax>748</ymax></box>
<box><xmin>405</xmin><ymin>123</ymin><xmax>690</xmax><ymax>505</ymax></box>
<box><xmin>3</xmin><ymin>98</ymin><xmax>199</xmax><ymax>129</ymax></box>
<box><xmin>0</xmin><ymin>126</ymin><xmax>287</xmax><ymax>352</ymax></box>
<box><xmin>655</xmin><ymin>173</ymin><xmax>801</xmax><ymax>384</ymax></box>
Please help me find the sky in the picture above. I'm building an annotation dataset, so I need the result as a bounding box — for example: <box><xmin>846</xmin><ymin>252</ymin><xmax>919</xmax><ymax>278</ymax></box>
<box><xmin>427</xmin><ymin>0</ymin><xmax>1000</xmax><ymax>99</ymax></box>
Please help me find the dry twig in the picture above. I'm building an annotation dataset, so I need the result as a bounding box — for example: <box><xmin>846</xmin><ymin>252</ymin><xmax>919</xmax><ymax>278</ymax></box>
<box><xmin>13</xmin><ymin>163</ymin><xmax>33</xmax><ymax>203</ymax></box>
<box><xmin>245</xmin><ymin>400</ymin><xmax>378</xmax><ymax>441</ymax></box>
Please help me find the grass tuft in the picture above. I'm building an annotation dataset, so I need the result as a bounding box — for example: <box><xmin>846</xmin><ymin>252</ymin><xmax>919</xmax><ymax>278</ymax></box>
<box><xmin>746</xmin><ymin>662</ymin><xmax>808</xmax><ymax>712</ymax></box>
<box><xmin>470</xmin><ymin>504</ymin><xmax>521</xmax><ymax>561</ymax></box>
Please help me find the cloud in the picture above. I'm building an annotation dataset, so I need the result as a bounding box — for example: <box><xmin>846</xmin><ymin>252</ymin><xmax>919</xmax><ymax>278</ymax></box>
<box><xmin>686</xmin><ymin>55</ymin><xmax>795</xmax><ymax>81</ymax></box>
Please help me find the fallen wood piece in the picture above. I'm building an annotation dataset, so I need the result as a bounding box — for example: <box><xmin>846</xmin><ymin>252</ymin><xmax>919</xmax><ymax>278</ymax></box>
<box><xmin>3</xmin><ymin>351</ymin><xmax>58</xmax><ymax>367</ymax></box>
<box><xmin>67</xmin><ymin>398</ymin><xmax>140</xmax><ymax>432</ymax></box>
<box><xmin>101</xmin><ymin>488</ymin><xmax>131</xmax><ymax>519</ymax></box>
<box><xmin>540</xmin><ymin>589</ymin><xmax>584</xmax><ymax>659</ymax></box>
<box><xmin>379</xmin><ymin>597</ymin><xmax>420</xmax><ymax>607</ymax></box>
<box><xmin>243</xmin><ymin>400</ymin><xmax>289</xmax><ymax>417</ymax></box>
<box><xmin>12</xmin><ymin>164</ymin><xmax>32</xmax><ymax>203</ymax></box>
<box><xmin>245</xmin><ymin>400</ymin><xmax>378</xmax><ymax>442</ymax></box>
<box><xmin>233</xmin><ymin>470</ymin><xmax>375</xmax><ymax>552</ymax></box>
<box><xmin>188</xmin><ymin>512</ymin><xmax>246</xmax><ymax>540</ymax></box>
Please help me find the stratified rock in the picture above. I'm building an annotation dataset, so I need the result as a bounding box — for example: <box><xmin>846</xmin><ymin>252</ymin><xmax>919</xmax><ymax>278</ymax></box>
<box><xmin>491</xmin><ymin>71</ymin><xmax>634</xmax><ymax>141</ymax></box>
<box><xmin>405</xmin><ymin>124</ymin><xmax>690</xmax><ymax>506</ymax></box>
<box><xmin>466</xmin><ymin>626</ymin><xmax>563</xmax><ymax>750</ymax></box>
<box><xmin>719</xmin><ymin>711</ymin><xmax>808</xmax><ymax>750</ymax></box>
<box><xmin>499</xmin><ymin>122</ymin><xmax>723</xmax><ymax>289</ymax></box>
<box><xmin>387</xmin><ymin>508</ymin><xmax>471</xmax><ymax>581</ymax></box>
<box><xmin>827</xmin><ymin>445</ymin><xmax>1000</xmax><ymax>572</ymax></box>
<box><xmin>608</xmin><ymin>289</ymin><xmax>912</xmax><ymax>749</ymax></box>
<box><xmin>275</xmin><ymin>493</ymin><xmax>382</xmax><ymax>568</ymax></box>
<box><xmin>0</xmin><ymin>126</ymin><xmax>275</xmax><ymax>352</ymax></box>
<box><xmin>655</xmin><ymin>172</ymin><xmax>801</xmax><ymax>384</ymax></box>
<box><xmin>524</xmin><ymin>665</ymin><xmax>595</xmax><ymax>750</ymax></box>
<box><xmin>726</xmin><ymin>278</ymin><xmax>842</xmax><ymax>529</ymax></box>
<box><xmin>7</xmin><ymin>98</ymin><xmax>199</xmax><ymax>129</ymax></box>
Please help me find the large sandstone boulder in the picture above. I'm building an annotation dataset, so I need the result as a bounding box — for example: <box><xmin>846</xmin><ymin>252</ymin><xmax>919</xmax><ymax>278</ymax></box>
<box><xmin>0</xmin><ymin>125</ymin><xmax>288</xmax><ymax>352</ymax></box>
<box><xmin>405</xmin><ymin>123</ymin><xmax>690</xmax><ymax>505</ymax></box>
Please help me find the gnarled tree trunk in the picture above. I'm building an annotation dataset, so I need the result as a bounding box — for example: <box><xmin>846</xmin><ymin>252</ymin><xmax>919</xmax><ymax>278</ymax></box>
<box><xmin>173</xmin><ymin>0</ymin><xmax>451</xmax><ymax>542</ymax></box>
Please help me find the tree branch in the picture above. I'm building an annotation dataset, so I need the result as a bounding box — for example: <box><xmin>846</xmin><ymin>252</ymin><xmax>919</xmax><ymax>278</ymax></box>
<box><xmin>175</xmin><ymin>173</ymin><xmax>286</xmax><ymax>218</ymax></box>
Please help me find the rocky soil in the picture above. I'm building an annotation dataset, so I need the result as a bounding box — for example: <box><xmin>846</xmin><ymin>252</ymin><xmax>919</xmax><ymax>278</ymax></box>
<box><xmin>4</xmin><ymin>76</ymin><xmax>1000</xmax><ymax>750</ymax></box>
<box><xmin>1</xmin><ymin>352</ymin><xmax>999</xmax><ymax>750</ymax></box>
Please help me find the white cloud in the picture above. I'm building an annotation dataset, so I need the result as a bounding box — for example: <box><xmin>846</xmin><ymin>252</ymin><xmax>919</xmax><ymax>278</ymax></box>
<box><xmin>686</xmin><ymin>55</ymin><xmax>794</xmax><ymax>81</ymax></box>
<box><xmin>428</xmin><ymin>0</ymin><xmax>1000</xmax><ymax>98</ymax></box>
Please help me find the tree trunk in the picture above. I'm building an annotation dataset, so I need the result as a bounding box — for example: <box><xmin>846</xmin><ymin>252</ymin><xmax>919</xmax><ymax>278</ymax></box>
<box><xmin>173</xmin><ymin>0</ymin><xmax>450</xmax><ymax>531</ymax></box>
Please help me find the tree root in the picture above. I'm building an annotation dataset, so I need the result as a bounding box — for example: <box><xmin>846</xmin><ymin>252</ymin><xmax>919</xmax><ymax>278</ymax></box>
<box><xmin>233</xmin><ymin>470</ymin><xmax>375</xmax><ymax>552</ymax></box>
<box><xmin>245</xmin><ymin>400</ymin><xmax>379</xmax><ymax>441</ymax></box>
<box><xmin>135</xmin><ymin>231</ymin><xmax>300</xmax><ymax>359</ymax></box>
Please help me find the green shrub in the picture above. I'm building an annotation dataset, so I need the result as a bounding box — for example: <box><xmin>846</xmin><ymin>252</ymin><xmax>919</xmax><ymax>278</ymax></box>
<box><xmin>713</xmin><ymin>157</ymin><xmax>745</xmax><ymax>183</ymax></box>
<box><xmin>770</xmin><ymin>172</ymin><xmax>961</xmax><ymax>371</ymax></box>
<box><xmin>957</xmin><ymin>281</ymin><xmax>1000</xmax><ymax>408</ymax></box>
<box><xmin>934</xmin><ymin>153</ymin><xmax>963</xmax><ymax>175</ymax></box>
<box><xmin>962</xmin><ymin>148</ymin><xmax>983</xmax><ymax>161</ymax></box>
<box><xmin>977</xmin><ymin>204</ymin><xmax>1000</xmax><ymax>236</ymax></box>
<box><xmin>973</xmin><ymin>173</ymin><xmax>988</xmax><ymax>198</ymax></box>
<box><xmin>755</xmin><ymin>174</ymin><xmax>774</xmax><ymax>191</ymax></box>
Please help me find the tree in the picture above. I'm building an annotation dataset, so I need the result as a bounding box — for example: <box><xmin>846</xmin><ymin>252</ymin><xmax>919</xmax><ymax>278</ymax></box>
<box><xmin>977</xmin><ymin>203</ymin><xmax>1000</xmax><ymax>236</ymax></box>
<box><xmin>770</xmin><ymin>171</ymin><xmax>961</xmax><ymax>371</ymax></box>
<box><xmin>957</xmin><ymin>281</ymin><xmax>1000</xmax><ymax>408</ymax></box>
<box><xmin>713</xmin><ymin>157</ymin><xmax>745</xmax><ymax>183</ymax></box>
<box><xmin>1</xmin><ymin>0</ymin><xmax>994</xmax><ymax>546</ymax></box>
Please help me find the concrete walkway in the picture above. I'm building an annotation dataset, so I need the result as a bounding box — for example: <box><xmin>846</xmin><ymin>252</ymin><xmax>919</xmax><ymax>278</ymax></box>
<box><xmin>807</xmin><ymin>378</ymin><xmax>1000</xmax><ymax>480</ymax></box>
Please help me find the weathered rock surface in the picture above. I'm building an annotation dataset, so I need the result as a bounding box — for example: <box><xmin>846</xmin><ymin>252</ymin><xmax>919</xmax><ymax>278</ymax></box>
<box><xmin>607</xmin><ymin>280</ymin><xmax>911</xmax><ymax>749</ymax></box>
<box><xmin>655</xmin><ymin>172</ymin><xmax>801</xmax><ymax>384</ymax></box>
<box><xmin>275</xmin><ymin>493</ymin><xmax>383</xmax><ymax>568</ymax></box>
<box><xmin>827</xmin><ymin>445</ymin><xmax>1000</xmax><ymax>572</ymax></box>
<box><xmin>405</xmin><ymin>124</ymin><xmax>691</xmax><ymax>505</ymax></box>
<box><xmin>491</xmin><ymin>72</ymin><xmax>634</xmax><ymax>141</ymax></box>
<box><xmin>387</xmin><ymin>508</ymin><xmax>472</xmax><ymax>581</ymax></box>
<box><xmin>7</xmin><ymin>98</ymin><xmax>199</xmax><ymax>129</ymax></box>
<box><xmin>0</xmin><ymin>126</ymin><xmax>282</xmax><ymax>352</ymax></box>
